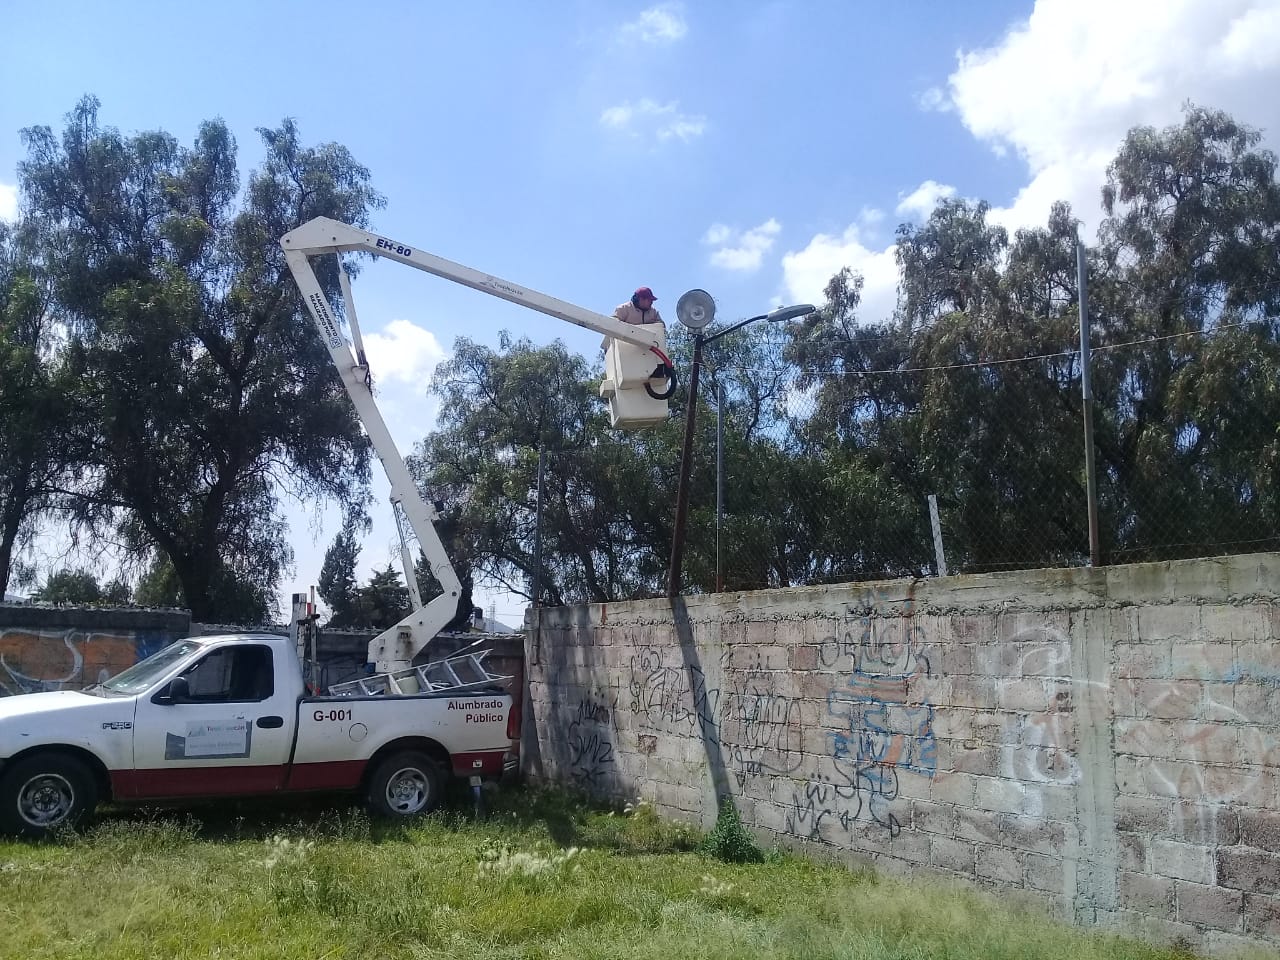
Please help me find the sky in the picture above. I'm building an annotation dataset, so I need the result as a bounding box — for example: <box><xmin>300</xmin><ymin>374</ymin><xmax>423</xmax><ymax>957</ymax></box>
<box><xmin>2</xmin><ymin>0</ymin><xmax>1279</xmax><ymax>625</ymax></box>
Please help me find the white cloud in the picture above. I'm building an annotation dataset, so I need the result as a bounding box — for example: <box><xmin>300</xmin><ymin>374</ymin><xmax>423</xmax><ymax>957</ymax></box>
<box><xmin>703</xmin><ymin>218</ymin><xmax>781</xmax><ymax>272</ymax></box>
<box><xmin>599</xmin><ymin>99</ymin><xmax>706</xmax><ymax>142</ymax></box>
<box><xmin>0</xmin><ymin>183</ymin><xmax>17</xmax><ymax>222</ymax></box>
<box><xmin>940</xmin><ymin>0</ymin><xmax>1280</xmax><ymax>236</ymax></box>
<box><xmin>895</xmin><ymin>180</ymin><xmax>958</xmax><ymax>220</ymax></box>
<box><xmin>362</xmin><ymin>318</ymin><xmax>447</xmax><ymax>386</ymax></box>
<box><xmin>618</xmin><ymin>3</ymin><xmax>688</xmax><ymax>44</ymax></box>
<box><xmin>781</xmin><ymin>225</ymin><xmax>899</xmax><ymax>326</ymax></box>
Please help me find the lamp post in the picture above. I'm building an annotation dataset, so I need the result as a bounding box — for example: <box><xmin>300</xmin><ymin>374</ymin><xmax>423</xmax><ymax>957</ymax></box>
<box><xmin>666</xmin><ymin>299</ymin><xmax>816</xmax><ymax>597</ymax></box>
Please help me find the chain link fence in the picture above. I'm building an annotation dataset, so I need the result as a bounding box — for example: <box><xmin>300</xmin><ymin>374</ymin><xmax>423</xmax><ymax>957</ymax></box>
<box><xmin>690</xmin><ymin>276</ymin><xmax>1279</xmax><ymax>593</ymax></box>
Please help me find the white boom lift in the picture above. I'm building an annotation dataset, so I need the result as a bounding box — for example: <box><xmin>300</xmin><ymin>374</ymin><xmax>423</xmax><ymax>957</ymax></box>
<box><xmin>281</xmin><ymin>217</ymin><xmax>677</xmax><ymax>673</ymax></box>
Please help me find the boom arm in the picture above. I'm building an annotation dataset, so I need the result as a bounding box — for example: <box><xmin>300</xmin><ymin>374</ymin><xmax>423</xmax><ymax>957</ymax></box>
<box><xmin>281</xmin><ymin>217</ymin><xmax>669</xmax><ymax>671</ymax></box>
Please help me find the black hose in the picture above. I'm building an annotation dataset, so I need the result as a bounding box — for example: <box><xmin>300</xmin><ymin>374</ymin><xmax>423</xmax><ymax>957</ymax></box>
<box><xmin>645</xmin><ymin>362</ymin><xmax>677</xmax><ymax>401</ymax></box>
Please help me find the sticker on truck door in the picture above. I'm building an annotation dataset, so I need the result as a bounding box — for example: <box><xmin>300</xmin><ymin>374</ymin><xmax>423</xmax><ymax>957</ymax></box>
<box><xmin>164</xmin><ymin>720</ymin><xmax>252</xmax><ymax>760</ymax></box>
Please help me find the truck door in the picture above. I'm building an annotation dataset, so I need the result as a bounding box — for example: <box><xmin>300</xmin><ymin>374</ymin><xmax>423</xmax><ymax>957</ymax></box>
<box><xmin>127</xmin><ymin>643</ymin><xmax>294</xmax><ymax>798</ymax></box>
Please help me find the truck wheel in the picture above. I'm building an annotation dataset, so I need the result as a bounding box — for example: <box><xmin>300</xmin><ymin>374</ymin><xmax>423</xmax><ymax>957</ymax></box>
<box><xmin>366</xmin><ymin>751</ymin><xmax>444</xmax><ymax>820</ymax></box>
<box><xmin>0</xmin><ymin>754</ymin><xmax>98</xmax><ymax>839</ymax></box>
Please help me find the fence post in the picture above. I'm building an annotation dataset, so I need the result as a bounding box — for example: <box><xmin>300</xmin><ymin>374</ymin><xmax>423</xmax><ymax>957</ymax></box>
<box><xmin>532</xmin><ymin>445</ymin><xmax>546</xmax><ymax>605</ymax></box>
<box><xmin>716</xmin><ymin>382</ymin><xmax>724</xmax><ymax>593</ymax></box>
<box><xmin>1077</xmin><ymin>233</ymin><xmax>1103</xmax><ymax>567</ymax></box>
<box><xmin>928</xmin><ymin>494</ymin><xmax>948</xmax><ymax>577</ymax></box>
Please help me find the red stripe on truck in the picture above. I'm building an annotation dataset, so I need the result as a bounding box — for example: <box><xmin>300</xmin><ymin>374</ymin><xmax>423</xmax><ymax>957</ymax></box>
<box><xmin>112</xmin><ymin>766</ymin><xmax>286</xmax><ymax>798</ymax></box>
<box><xmin>284</xmin><ymin>759</ymin><xmax>367</xmax><ymax>792</ymax></box>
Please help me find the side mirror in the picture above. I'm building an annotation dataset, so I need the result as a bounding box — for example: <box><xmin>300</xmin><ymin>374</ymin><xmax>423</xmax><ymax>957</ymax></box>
<box><xmin>167</xmin><ymin>676</ymin><xmax>191</xmax><ymax>704</ymax></box>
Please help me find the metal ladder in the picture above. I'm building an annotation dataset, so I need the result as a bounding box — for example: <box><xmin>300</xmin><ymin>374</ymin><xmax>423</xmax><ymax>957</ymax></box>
<box><xmin>327</xmin><ymin>648</ymin><xmax>509</xmax><ymax>697</ymax></box>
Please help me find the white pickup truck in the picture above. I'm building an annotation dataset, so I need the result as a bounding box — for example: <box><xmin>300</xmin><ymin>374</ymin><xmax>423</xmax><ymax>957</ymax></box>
<box><xmin>0</xmin><ymin>633</ymin><xmax>518</xmax><ymax>837</ymax></box>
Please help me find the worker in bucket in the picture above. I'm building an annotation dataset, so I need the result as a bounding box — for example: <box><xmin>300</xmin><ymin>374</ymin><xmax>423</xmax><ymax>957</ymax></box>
<box><xmin>614</xmin><ymin>286</ymin><xmax>664</xmax><ymax>325</ymax></box>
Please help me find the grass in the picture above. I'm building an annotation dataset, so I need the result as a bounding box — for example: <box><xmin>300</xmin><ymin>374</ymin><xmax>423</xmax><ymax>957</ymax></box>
<box><xmin>0</xmin><ymin>785</ymin><xmax>1248</xmax><ymax>960</ymax></box>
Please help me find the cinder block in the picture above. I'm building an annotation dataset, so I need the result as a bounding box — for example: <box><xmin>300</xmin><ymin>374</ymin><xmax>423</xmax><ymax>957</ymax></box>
<box><xmin>1218</xmin><ymin>847</ymin><xmax>1280</xmax><ymax>895</ymax></box>
<box><xmin>1141</xmin><ymin>759</ymin><xmax>1204</xmax><ymax>799</ymax></box>
<box><xmin>791</xmin><ymin>645</ymin><xmax>818</xmax><ymax>671</ymax></box>
<box><xmin>1234</xmin><ymin>683</ymin><xmax>1280</xmax><ymax>726</ymax></box>
<box><xmin>1138</xmin><ymin>605</ymin><xmax>1204</xmax><ymax>642</ymax></box>
<box><xmin>1235</xmin><ymin>641</ymin><xmax>1280</xmax><ymax>682</ymax></box>
<box><xmin>999</xmin><ymin>678</ymin><xmax>1052</xmax><ymax>713</ymax></box>
<box><xmin>931</xmin><ymin>836</ymin><xmax>976</xmax><ymax>875</ymax></box>
<box><xmin>911</xmin><ymin>800</ymin><xmax>954</xmax><ymax>836</ymax></box>
<box><xmin>948</xmin><ymin>742</ymin><xmax>999</xmax><ymax>776</ymax></box>
<box><xmin>951</xmin><ymin>677</ymin><xmax>998</xmax><ymax>710</ymax></box>
<box><xmin>1243</xmin><ymin>892</ymin><xmax>1280</xmax><ymax>939</ymax></box>
<box><xmin>1119</xmin><ymin>870</ymin><xmax>1173</xmax><ymax>912</ymax></box>
<box><xmin>1169</xmin><ymin>721</ymin><xmax>1240</xmax><ymax>766</ymax></box>
<box><xmin>1201</xmin><ymin>682</ymin><xmax>1240</xmax><ymax>722</ymax></box>
<box><xmin>1176</xmin><ymin>880</ymin><xmax>1243</xmax><ymax>930</ymax></box>
<box><xmin>1002</xmin><ymin>816</ymin><xmax>1066</xmax><ymax>857</ymax></box>
<box><xmin>1113</xmin><ymin>679</ymin><xmax>1141</xmax><ymax>718</ymax></box>
<box><xmin>1137</xmin><ymin>680</ymin><xmax>1202</xmax><ymax>720</ymax></box>
<box><xmin>1170</xmin><ymin>803</ymin><xmax>1241</xmax><ymax>846</ymax></box>
<box><xmin>976</xmin><ymin>845</ymin><xmax>1023</xmax><ymax>885</ymax></box>
<box><xmin>1116</xmin><ymin>641</ymin><xmax>1173</xmax><ymax>680</ymax></box>
<box><xmin>1200</xmin><ymin>765</ymin><xmax>1274</xmax><ymax>808</ymax></box>
<box><xmin>1211</xmin><ymin>607</ymin><xmax>1272</xmax><ymax>643</ymax></box>
<box><xmin>1025</xmin><ymin>853</ymin><xmax>1065</xmax><ymax>892</ymax></box>
<box><xmin>931</xmin><ymin>771</ymin><xmax>978</xmax><ymax>806</ymax></box>
<box><xmin>1239</xmin><ymin>814</ymin><xmax>1280</xmax><ymax>849</ymax></box>
<box><xmin>1024</xmin><ymin>783</ymin><xmax>1076</xmax><ymax>821</ymax></box>
<box><xmin>1117</xmin><ymin>795</ymin><xmax>1171</xmax><ymax>834</ymax></box>
<box><xmin>1115</xmin><ymin>718</ymin><xmax>1176</xmax><ymax>758</ymax></box>
<box><xmin>933</xmin><ymin>643</ymin><xmax>974</xmax><ymax>677</ymax></box>
<box><xmin>1171</xmin><ymin>641</ymin><xmax>1235</xmax><ymax>681</ymax></box>
<box><xmin>975</xmin><ymin>777</ymin><xmax>1026</xmax><ymax>814</ymax></box>
<box><xmin>1119</xmin><ymin>832</ymin><xmax>1149</xmax><ymax>872</ymax></box>
<box><xmin>890</xmin><ymin>829</ymin><xmax>931</xmax><ymax>865</ymax></box>
<box><xmin>1151</xmin><ymin>839</ymin><xmax>1215</xmax><ymax>884</ymax></box>
<box><xmin>954</xmin><ymin>807</ymin><xmax>1003</xmax><ymax>846</ymax></box>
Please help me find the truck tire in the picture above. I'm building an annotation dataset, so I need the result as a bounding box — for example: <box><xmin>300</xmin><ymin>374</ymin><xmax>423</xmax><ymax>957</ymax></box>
<box><xmin>366</xmin><ymin>751</ymin><xmax>444</xmax><ymax>820</ymax></box>
<box><xmin>0</xmin><ymin>753</ymin><xmax>98</xmax><ymax>839</ymax></box>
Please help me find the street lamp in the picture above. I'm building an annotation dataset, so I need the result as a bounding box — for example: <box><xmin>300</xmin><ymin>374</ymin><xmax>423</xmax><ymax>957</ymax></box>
<box><xmin>666</xmin><ymin>296</ymin><xmax>817</xmax><ymax>597</ymax></box>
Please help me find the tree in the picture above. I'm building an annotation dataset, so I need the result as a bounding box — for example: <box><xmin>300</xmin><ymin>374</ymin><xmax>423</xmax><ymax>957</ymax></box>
<box><xmin>31</xmin><ymin>569</ymin><xmax>103</xmax><ymax>604</ymax></box>
<box><xmin>355</xmin><ymin>564</ymin><xmax>410</xmax><ymax>631</ymax></box>
<box><xmin>18</xmin><ymin>97</ymin><xmax>379</xmax><ymax>621</ymax></box>
<box><xmin>0</xmin><ymin>221</ymin><xmax>79</xmax><ymax>596</ymax></box>
<box><xmin>133</xmin><ymin>554</ymin><xmax>185</xmax><ymax>608</ymax></box>
<box><xmin>412</xmin><ymin>333</ymin><xmax>688</xmax><ymax>604</ymax></box>
<box><xmin>1091</xmin><ymin>105</ymin><xmax>1280</xmax><ymax>560</ymax></box>
<box><xmin>318</xmin><ymin>517</ymin><xmax>362</xmax><ymax>627</ymax></box>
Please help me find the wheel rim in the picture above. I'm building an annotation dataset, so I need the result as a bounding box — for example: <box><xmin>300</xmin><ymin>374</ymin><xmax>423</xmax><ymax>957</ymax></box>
<box><xmin>17</xmin><ymin>773</ymin><xmax>76</xmax><ymax>828</ymax></box>
<box><xmin>385</xmin><ymin>766</ymin><xmax>430</xmax><ymax>815</ymax></box>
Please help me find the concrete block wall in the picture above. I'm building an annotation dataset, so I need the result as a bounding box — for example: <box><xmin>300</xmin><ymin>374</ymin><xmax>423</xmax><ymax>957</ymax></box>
<box><xmin>0</xmin><ymin>604</ymin><xmax>191</xmax><ymax>696</ymax></box>
<box><xmin>522</xmin><ymin>554</ymin><xmax>1280</xmax><ymax>955</ymax></box>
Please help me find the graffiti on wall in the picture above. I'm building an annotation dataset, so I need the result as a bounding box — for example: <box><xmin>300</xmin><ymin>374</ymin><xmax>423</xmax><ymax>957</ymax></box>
<box><xmin>787</xmin><ymin>618</ymin><xmax>937</xmax><ymax>840</ymax></box>
<box><xmin>566</xmin><ymin>688</ymin><xmax>618</xmax><ymax>789</ymax></box>
<box><xmin>0</xmin><ymin>628</ymin><xmax>151</xmax><ymax>696</ymax></box>
<box><xmin>628</xmin><ymin>644</ymin><xmax>805</xmax><ymax>788</ymax></box>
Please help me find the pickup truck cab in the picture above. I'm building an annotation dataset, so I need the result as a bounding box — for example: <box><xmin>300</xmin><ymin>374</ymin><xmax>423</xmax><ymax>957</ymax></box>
<box><xmin>0</xmin><ymin>633</ymin><xmax>517</xmax><ymax>837</ymax></box>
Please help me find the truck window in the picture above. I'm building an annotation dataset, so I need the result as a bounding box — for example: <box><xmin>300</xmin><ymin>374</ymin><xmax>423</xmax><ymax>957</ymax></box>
<box><xmin>182</xmin><ymin>645</ymin><xmax>274</xmax><ymax>703</ymax></box>
<box><xmin>101</xmin><ymin>639</ymin><xmax>205</xmax><ymax>695</ymax></box>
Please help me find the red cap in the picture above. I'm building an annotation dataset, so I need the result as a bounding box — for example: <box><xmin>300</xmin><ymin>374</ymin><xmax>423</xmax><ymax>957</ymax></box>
<box><xmin>634</xmin><ymin>286</ymin><xmax>657</xmax><ymax>301</ymax></box>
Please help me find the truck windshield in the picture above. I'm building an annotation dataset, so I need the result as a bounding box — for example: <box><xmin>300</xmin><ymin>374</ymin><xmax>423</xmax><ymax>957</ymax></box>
<box><xmin>100</xmin><ymin>640</ymin><xmax>206</xmax><ymax>695</ymax></box>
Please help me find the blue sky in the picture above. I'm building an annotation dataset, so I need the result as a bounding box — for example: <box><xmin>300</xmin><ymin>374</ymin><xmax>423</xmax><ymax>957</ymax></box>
<box><xmin>3</xmin><ymin>1</ymin><xmax>1279</xmax><ymax>623</ymax></box>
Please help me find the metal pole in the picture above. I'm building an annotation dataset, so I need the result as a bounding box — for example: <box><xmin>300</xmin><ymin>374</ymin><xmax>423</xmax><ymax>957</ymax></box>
<box><xmin>716</xmin><ymin>382</ymin><xmax>724</xmax><ymax>593</ymax></box>
<box><xmin>668</xmin><ymin>334</ymin><xmax>704</xmax><ymax>597</ymax></box>
<box><xmin>928</xmin><ymin>494</ymin><xmax>948</xmax><ymax>577</ymax></box>
<box><xmin>532</xmin><ymin>446</ymin><xmax>546</xmax><ymax>605</ymax></box>
<box><xmin>1077</xmin><ymin>235</ymin><xmax>1102</xmax><ymax>567</ymax></box>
